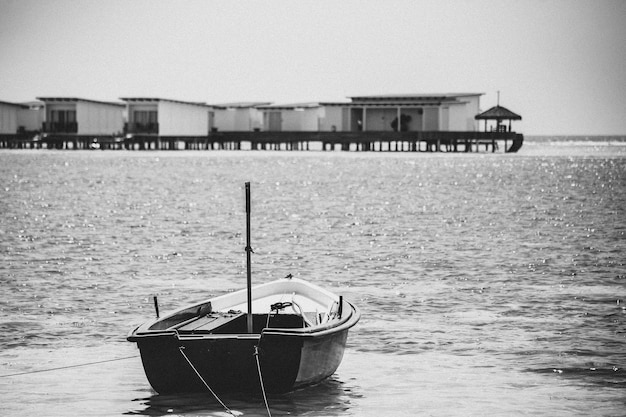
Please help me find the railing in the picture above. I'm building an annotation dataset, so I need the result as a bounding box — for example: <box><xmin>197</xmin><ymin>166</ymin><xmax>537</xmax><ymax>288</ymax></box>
<box><xmin>42</xmin><ymin>122</ymin><xmax>78</xmax><ymax>133</ymax></box>
<box><xmin>125</xmin><ymin>122</ymin><xmax>159</xmax><ymax>134</ymax></box>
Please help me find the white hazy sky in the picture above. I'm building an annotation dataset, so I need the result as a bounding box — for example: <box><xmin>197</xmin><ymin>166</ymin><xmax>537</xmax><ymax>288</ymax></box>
<box><xmin>1</xmin><ymin>0</ymin><xmax>625</xmax><ymax>135</ymax></box>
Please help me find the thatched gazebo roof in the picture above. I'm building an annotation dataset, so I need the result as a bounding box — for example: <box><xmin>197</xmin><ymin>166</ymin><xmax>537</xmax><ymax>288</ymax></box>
<box><xmin>475</xmin><ymin>105</ymin><xmax>522</xmax><ymax>121</ymax></box>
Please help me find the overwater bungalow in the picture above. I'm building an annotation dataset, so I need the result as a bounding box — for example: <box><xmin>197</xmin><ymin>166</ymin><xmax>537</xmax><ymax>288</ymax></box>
<box><xmin>18</xmin><ymin>101</ymin><xmax>45</xmax><ymax>133</ymax></box>
<box><xmin>0</xmin><ymin>101</ymin><xmax>44</xmax><ymax>148</ymax></box>
<box><xmin>257</xmin><ymin>102</ymin><xmax>324</xmax><ymax>132</ymax></box>
<box><xmin>120</xmin><ymin>97</ymin><xmax>214</xmax><ymax>150</ymax></box>
<box><xmin>321</xmin><ymin>93</ymin><xmax>482</xmax><ymax>132</ymax></box>
<box><xmin>1</xmin><ymin>101</ymin><xmax>28</xmax><ymax>135</ymax></box>
<box><xmin>1</xmin><ymin>101</ymin><xmax>26</xmax><ymax>148</ymax></box>
<box><xmin>35</xmin><ymin>97</ymin><xmax>125</xmax><ymax>149</ymax></box>
<box><xmin>211</xmin><ymin>102</ymin><xmax>270</xmax><ymax>132</ymax></box>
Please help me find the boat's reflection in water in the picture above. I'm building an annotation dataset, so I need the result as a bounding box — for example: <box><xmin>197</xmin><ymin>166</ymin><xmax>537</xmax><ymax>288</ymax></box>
<box><xmin>131</xmin><ymin>375</ymin><xmax>361</xmax><ymax>416</ymax></box>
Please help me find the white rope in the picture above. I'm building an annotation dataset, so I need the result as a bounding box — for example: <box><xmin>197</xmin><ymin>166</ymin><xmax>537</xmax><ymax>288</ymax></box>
<box><xmin>290</xmin><ymin>294</ymin><xmax>314</xmax><ymax>327</ymax></box>
<box><xmin>0</xmin><ymin>355</ymin><xmax>139</xmax><ymax>378</ymax></box>
<box><xmin>254</xmin><ymin>346</ymin><xmax>272</xmax><ymax>417</ymax></box>
<box><xmin>178</xmin><ymin>346</ymin><xmax>238</xmax><ymax>416</ymax></box>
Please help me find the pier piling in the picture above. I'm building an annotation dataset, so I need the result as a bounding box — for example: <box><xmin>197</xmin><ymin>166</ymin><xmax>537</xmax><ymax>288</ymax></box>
<box><xmin>0</xmin><ymin>131</ymin><xmax>523</xmax><ymax>153</ymax></box>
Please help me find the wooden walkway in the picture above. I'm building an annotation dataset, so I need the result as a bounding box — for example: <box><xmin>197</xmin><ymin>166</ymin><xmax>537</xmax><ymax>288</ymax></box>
<box><xmin>0</xmin><ymin>131</ymin><xmax>523</xmax><ymax>153</ymax></box>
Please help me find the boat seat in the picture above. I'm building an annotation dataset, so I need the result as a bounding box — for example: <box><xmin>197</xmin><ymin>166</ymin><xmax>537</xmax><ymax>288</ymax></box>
<box><xmin>176</xmin><ymin>311</ymin><xmax>245</xmax><ymax>333</ymax></box>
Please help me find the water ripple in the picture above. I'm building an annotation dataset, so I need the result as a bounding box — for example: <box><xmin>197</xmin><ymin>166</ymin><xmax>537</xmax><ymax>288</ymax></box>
<box><xmin>1</xmin><ymin>149</ymin><xmax>625</xmax><ymax>415</ymax></box>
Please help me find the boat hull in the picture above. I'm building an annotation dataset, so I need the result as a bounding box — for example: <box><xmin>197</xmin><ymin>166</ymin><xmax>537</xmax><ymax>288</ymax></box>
<box><xmin>134</xmin><ymin>325</ymin><xmax>350</xmax><ymax>394</ymax></box>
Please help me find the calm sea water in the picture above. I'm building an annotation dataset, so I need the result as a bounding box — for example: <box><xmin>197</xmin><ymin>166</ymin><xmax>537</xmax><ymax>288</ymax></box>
<box><xmin>1</xmin><ymin>140</ymin><xmax>625</xmax><ymax>416</ymax></box>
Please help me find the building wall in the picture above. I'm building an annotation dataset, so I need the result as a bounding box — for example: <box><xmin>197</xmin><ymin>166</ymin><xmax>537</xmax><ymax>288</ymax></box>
<box><xmin>352</xmin><ymin>107</ymin><xmax>434</xmax><ymax>131</ymax></box>
<box><xmin>447</xmin><ymin>104</ymin><xmax>467</xmax><ymax>131</ymax></box>
<box><xmin>400</xmin><ymin>108</ymin><xmax>423</xmax><ymax>132</ymax></box>
<box><xmin>213</xmin><ymin>109</ymin><xmax>236</xmax><ymax>131</ymax></box>
<box><xmin>319</xmin><ymin>106</ymin><xmax>343</xmax><ymax>131</ymax></box>
<box><xmin>17</xmin><ymin>106</ymin><xmax>44</xmax><ymax>131</ymax></box>
<box><xmin>280</xmin><ymin>108</ymin><xmax>320</xmax><ymax>131</ymax></box>
<box><xmin>445</xmin><ymin>96</ymin><xmax>481</xmax><ymax>131</ymax></box>
<box><xmin>127</xmin><ymin>103</ymin><xmax>158</xmax><ymax>122</ymax></box>
<box><xmin>213</xmin><ymin>108</ymin><xmax>263</xmax><ymax>131</ymax></box>
<box><xmin>319</xmin><ymin>96</ymin><xmax>482</xmax><ymax>132</ymax></box>
<box><xmin>43</xmin><ymin>102</ymin><xmax>76</xmax><ymax>134</ymax></box>
<box><xmin>441</xmin><ymin>107</ymin><xmax>450</xmax><ymax>131</ymax></box>
<box><xmin>347</xmin><ymin>107</ymin><xmax>427</xmax><ymax>132</ymax></box>
<box><xmin>240</xmin><ymin>108</ymin><xmax>263</xmax><ymax>131</ymax></box>
<box><xmin>423</xmin><ymin>107</ymin><xmax>439</xmax><ymax>131</ymax></box>
<box><xmin>158</xmin><ymin>101</ymin><xmax>209</xmax><ymax>136</ymax></box>
<box><xmin>45</xmin><ymin>103</ymin><xmax>75</xmax><ymax>120</ymax></box>
<box><xmin>0</xmin><ymin>103</ymin><xmax>19</xmax><ymax>134</ymax></box>
<box><xmin>263</xmin><ymin>111</ymin><xmax>280</xmax><ymax>131</ymax></box>
<box><xmin>365</xmin><ymin>108</ymin><xmax>398</xmax><ymax>131</ymax></box>
<box><xmin>465</xmin><ymin>95</ymin><xmax>481</xmax><ymax>130</ymax></box>
<box><xmin>76</xmin><ymin>101</ymin><xmax>124</xmax><ymax>135</ymax></box>
<box><xmin>350</xmin><ymin>108</ymin><xmax>363</xmax><ymax>131</ymax></box>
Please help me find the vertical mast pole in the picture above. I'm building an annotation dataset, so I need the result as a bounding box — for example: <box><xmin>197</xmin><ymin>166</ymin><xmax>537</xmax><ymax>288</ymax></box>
<box><xmin>245</xmin><ymin>182</ymin><xmax>253</xmax><ymax>333</ymax></box>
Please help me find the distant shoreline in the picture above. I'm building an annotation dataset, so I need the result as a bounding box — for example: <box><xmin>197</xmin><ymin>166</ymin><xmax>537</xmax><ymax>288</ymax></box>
<box><xmin>526</xmin><ymin>135</ymin><xmax>626</xmax><ymax>142</ymax></box>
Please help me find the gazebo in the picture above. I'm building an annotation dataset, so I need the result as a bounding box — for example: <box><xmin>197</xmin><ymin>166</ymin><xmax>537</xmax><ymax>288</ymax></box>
<box><xmin>475</xmin><ymin>96</ymin><xmax>521</xmax><ymax>133</ymax></box>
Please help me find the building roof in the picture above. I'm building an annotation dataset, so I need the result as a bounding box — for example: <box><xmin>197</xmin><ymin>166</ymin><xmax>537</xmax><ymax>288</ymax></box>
<box><xmin>37</xmin><ymin>97</ymin><xmax>125</xmax><ymax>107</ymax></box>
<box><xmin>349</xmin><ymin>93</ymin><xmax>483</xmax><ymax>101</ymax></box>
<box><xmin>475</xmin><ymin>105</ymin><xmax>522</xmax><ymax>120</ymax></box>
<box><xmin>20</xmin><ymin>100</ymin><xmax>45</xmax><ymax>109</ymax></box>
<box><xmin>256</xmin><ymin>102</ymin><xmax>321</xmax><ymax>110</ymax></box>
<box><xmin>311</xmin><ymin>93</ymin><xmax>484</xmax><ymax>107</ymax></box>
<box><xmin>348</xmin><ymin>93</ymin><xmax>483</xmax><ymax>105</ymax></box>
<box><xmin>211</xmin><ymin>102</ymin><xmax>272</xmax><ymax>109</ymax></box>
<box><xmin>255</xmin><ymin>95</ymin><xmax>481</xmax><ymax>109</ymax></box>
<box><xmin>119</xmin><ymin>97</ymin><xmax>209</xmax><ymax>107</ymax></box>
<box><xmin>0</xmin><ymin>100</ymin><xmax>29</xmax><ymax>109</ymax></box>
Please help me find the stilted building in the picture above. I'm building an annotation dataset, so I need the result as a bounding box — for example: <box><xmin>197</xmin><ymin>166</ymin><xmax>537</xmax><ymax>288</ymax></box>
<box><xmin>323</xmin><ymin>93</ymin><xmax>482</xmax><ymax>132</ymax></box>
<box><xmin>35</xmin><ymin>97</ymin><xmax>124</xmax><ymax>149</ymax></box>
<box><xmin>120</xmin><ymin>97</ymin><xmax>213</xmax><ymax>150</ymax></box>
<box><xmin>211</xmin><ymin>102</ymin><xmax>269</xmax><ymax>132</ymax></box>
<box><xmin>1</xmin><ymin>101</ymin><xmax>29</xmax><ymax>135</ymax></box>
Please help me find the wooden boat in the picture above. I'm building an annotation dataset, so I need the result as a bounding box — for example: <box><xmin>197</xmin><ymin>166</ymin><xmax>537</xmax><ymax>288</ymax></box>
<box><xmin>128</xmin><ymin>276</ymin><xmax>359</xmax><ymax>394</ymax></box>
<box><xmin>127</xmin><ymin>183</ymin><xmax>359</xmax><ymax>395</ymax></box>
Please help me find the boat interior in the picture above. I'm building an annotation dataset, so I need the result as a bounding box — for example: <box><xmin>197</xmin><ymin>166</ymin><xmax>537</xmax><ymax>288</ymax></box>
<box><xmin>148</xmin><ymin>297</ymin><xmax>343</xmax><ymax>335</ymax></box>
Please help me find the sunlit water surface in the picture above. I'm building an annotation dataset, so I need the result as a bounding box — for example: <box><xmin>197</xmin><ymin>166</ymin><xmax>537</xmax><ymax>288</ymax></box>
<box><xmin>1</xmin><ymin>141</ymin><xmax>625</xmax><ymax>416</ymax></box>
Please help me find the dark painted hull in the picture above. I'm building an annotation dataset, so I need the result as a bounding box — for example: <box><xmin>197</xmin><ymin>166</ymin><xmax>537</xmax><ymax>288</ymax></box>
<box><xmin>133</xmin><ymin>327</ymin><xmax>350</xmax><ymax>394</ymax></box>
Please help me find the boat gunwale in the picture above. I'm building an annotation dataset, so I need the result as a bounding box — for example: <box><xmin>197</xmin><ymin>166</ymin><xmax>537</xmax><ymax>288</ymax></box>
<box><xmin>127</xmin><ymin>302</ymin><xmax>359</xmax><ymax>341</ymax></box>
<box><xmin>261</xmin><ymin>302</ymin><xmax>360</xmax><ymax>337</ymax></box>
<box><xmin>127</xmin><ymin>278</ymin><xmax>359</xmax><ymax>342</ymax></box>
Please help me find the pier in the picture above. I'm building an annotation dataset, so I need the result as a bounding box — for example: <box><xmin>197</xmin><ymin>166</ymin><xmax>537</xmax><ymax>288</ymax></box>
<box><xmin>0</xmin><ymin>131</ymin><xmax>523</xmax><ymax>152</ymax></box>
<box><xmin>2</xmin><ymin>93</ymin><xmax>524</xmax><ymax>153</ymax></box>
<box><xmin>217</xmin><ymin>131</ymin><xmax>523</xmax><ymax>152</ymax></box>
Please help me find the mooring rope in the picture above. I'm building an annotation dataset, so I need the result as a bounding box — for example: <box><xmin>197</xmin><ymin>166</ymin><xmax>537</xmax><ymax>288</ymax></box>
<box><xmin>178</xmin><ymin>346</ymin><xmax>238</xmax><ymax>416</ymax></box>
<box><xmin>254</xmin><ymin>345</ymin><xmax>272</xmax><ymax>417</ymax></box>
<box><xmin>0</xmin><ymin>355</ymin><xmax>139</xmax><ymax>378</ymax></box>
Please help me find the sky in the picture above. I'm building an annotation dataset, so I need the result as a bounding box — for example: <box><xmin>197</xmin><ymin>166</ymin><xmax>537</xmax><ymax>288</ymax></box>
<box><xmin>1</xmin><ymin>0</ymin><xmax>625</xmax><ymax>135</ymax></box>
